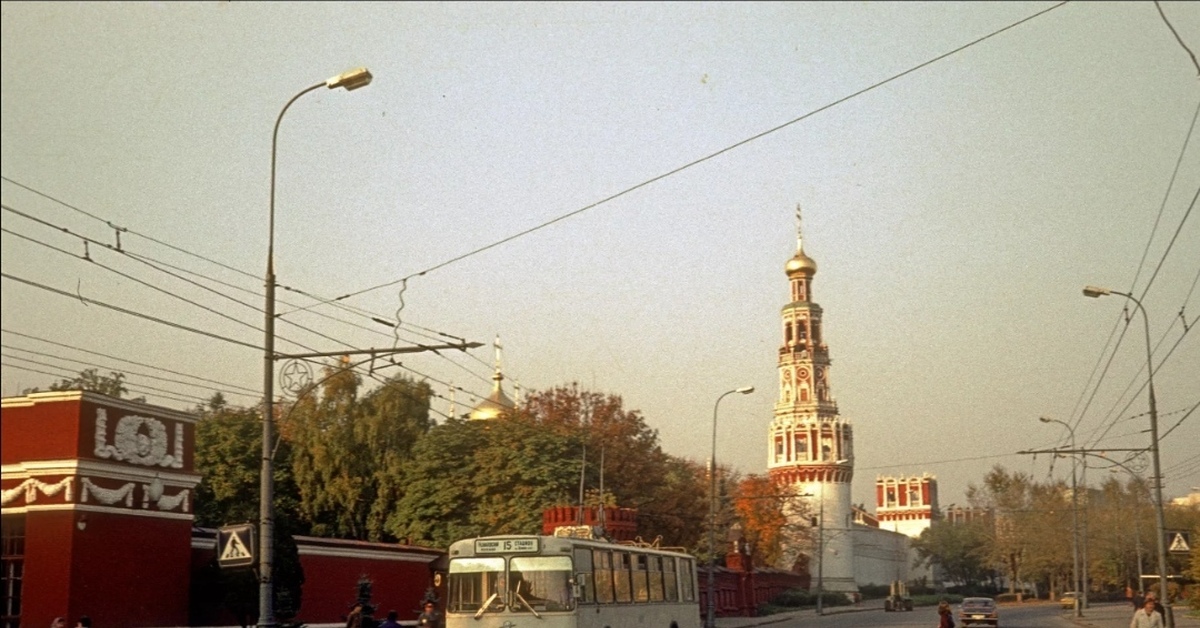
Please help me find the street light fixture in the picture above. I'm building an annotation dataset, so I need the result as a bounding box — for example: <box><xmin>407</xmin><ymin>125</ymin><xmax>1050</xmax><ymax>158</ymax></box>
<box><xmin>706</xmin><ymin>386</ymin><xmax>755</xmax><ymax>628</ymax></box>
<box><xmin>1040</xmin><ymin>416</ymin><xmax>1083</xmax><ymax>618</ymax></box>
<box><xmin>1083</xmin><ymin>285</ymin><xmax>1172</xmax><ymax>628</ymax></box>
<box><xmin>260</xmin><ymin>67</ymin><xmax>373</xmax><ymax>628</ymax></box>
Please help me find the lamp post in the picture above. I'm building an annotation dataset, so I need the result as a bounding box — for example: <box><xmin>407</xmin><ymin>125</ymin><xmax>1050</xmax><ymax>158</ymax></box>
<box><xmin>1083</xmin><ymin>285</ymin><xmax>1171</xmax><ymax>628</ymax></box>
<box><xmin>706</xmin><ymin>386</ymin><xmax>755</xmax><ymax>628</ymax></box>
<box><xmin>1040</xmin><ymin>416</ymin><xmax>1083</xmax><ymax>618</ymax></box>
<box><xmin>260</xmin><ymin>67</ymin><xmax>372</xmax><ymax>628</ymax></box>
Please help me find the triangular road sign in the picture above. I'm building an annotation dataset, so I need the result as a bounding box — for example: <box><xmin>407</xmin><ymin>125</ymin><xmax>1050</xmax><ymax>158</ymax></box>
<box><xmin>217</xmin><ymin>524</ymin><xmax>256</xmax><ymax>568</ymax></box>
<box><xmin>221</xmin><ymin>533</ymin><xmax>251</xmax><ymax>561</ymax></box>
<box><xmin>1168</xmin><ymin>532</ymin><xmax>1191</xmax><ymax>553</ymax></box>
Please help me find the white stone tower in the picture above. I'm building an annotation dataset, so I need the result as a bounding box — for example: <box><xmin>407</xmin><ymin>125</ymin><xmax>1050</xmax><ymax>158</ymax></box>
<box><xmin>766</xmin><ymin>206</ymin><xmax>857</xmax><ymax>594</ymax></box>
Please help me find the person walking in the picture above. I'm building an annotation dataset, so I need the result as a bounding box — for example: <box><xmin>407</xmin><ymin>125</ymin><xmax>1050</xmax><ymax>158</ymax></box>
<box><xmin>1130</xmin><ymin>598</ymin><xmax>1164</xmax><ymax>628</ymax></box>
<box><xmin>937</xmin><ymin>600</ymin><xmax>955</xmax><ymax>628</ymax></box>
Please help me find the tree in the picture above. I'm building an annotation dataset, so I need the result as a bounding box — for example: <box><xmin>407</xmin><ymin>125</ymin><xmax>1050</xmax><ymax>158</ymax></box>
<box><xmin>912</xmin><ymin>519</ymin><xmax>991</xmax><ymax>588</ymax></box>
<box><xmin>284</xmin><ymin>363</ymin><xmax>433</xmax><ymax>540</ymax></box>
<box><xmin>192</xmin><ymin>401</ymin><xmax>305</xmax><ymax>625</ymax></box>
<box><xmin>733</xmin><ymin>473</ymin><xmax>811</xmax><ymax>569</ymax></box>
<box><xmin>24</xmin><ymin>368</ymin><xmax>140</xmax><ymax>400</ymax></box>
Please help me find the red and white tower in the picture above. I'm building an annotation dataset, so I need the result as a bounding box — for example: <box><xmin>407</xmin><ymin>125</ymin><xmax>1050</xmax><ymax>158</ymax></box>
<box><xmin>767</xmin><ymin>207</ymin><xmax>856</xmax><ymax>594</ymax></box>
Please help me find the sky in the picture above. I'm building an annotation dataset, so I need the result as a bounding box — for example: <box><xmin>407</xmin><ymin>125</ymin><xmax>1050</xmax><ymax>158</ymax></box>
<box><xmin>2</xmin><ymin>2</ymin><xmax>1198</xmax><ymax>511</ymax></box>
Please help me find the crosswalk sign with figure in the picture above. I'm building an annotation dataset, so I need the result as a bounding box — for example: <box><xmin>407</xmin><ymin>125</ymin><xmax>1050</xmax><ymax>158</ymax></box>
<box><xmin>217</xmin><ymin>524</ymin><xmax>256</xmax><ymax>568</ymax></box>
<box><xmin>1167</xmin><ymin>531</ymin><xmax>1191</xmax><ymax>554</ymax></box>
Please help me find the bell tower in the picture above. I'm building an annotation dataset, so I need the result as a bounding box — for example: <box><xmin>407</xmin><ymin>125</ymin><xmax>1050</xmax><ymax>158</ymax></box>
<box><xmin>766</xmin><ymin>205</ymin><xmax>857</xmax><ymax>594</ymax></box>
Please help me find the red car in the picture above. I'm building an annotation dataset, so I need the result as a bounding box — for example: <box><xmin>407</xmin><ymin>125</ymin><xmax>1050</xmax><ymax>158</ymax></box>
<box><xmin>958</xmin><ymin>597</ymin><xmax>999</xmax><ymax>627</ymax></box>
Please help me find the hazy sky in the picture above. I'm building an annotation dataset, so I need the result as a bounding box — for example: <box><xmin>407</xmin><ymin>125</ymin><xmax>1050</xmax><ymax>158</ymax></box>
<box><xmin>3</xmin><ymin>2</ymin><xmax>1198</xmax><ymax>510</ymax></box>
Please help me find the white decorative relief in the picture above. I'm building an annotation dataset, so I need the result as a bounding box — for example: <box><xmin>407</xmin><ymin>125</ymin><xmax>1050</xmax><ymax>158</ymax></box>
<box><xmin>156</xmin><ymin>489</ymin><xmax>190</xmax><ymax>513</ymax></box>
<box><xmin>93</xmin><ymin>408</ymin><xmax>183</xmax><ymax>468</ymax></box>
<box><xmin>0</xmin><ymin>477</ymin><xmax>74</xmax><ymax>506</ymax></box>
<box><xmin>80</xmin><ymin>477</ymin><xmax>135</xmax><ymax>507</ymax></box>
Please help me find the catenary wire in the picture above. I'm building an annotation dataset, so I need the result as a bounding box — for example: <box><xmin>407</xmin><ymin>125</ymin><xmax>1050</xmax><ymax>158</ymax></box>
<box><xmin>322</xmin><ymin>1</ymin><xmax>1072</xmax><ymax>308</ymax></box>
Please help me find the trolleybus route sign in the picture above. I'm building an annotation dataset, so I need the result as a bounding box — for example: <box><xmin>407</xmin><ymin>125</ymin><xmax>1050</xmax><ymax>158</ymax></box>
<box><xmin>475</xmin><ymin>538</ymin><xmax>538</xmax><ymax>554</ymax></box>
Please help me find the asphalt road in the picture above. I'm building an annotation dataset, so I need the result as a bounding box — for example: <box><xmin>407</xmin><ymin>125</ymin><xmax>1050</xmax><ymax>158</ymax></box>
<box><xmin>754</xmin><ymin>604</ymin><xmax>1077</xmax><ymax>628</ymax></box>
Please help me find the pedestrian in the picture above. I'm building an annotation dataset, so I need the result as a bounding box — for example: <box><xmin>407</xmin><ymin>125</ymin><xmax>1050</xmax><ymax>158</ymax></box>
<box><xmin>1130</xmin><ymin>597</ymin><xmax>1163</xmax><ymax>628</ymax></box>
<box><xmin>937</xmin><ymin>600</ymin><xmax>955</xmax><ymax>628</ymax></box>
<box><xmin>345</xmin><ymin>602</ymin><xmax>364</xmax><ymax>628</ymax></box>
<box><xmin>1144</xmin><ymin>593</ymin><xmax>1169</xmax><ymax>624</ymax></box>
<box><xmin>1133</xmin><ymin>590</ymin><xmax>1145</xmax><ymax>610</ymax></box>
<box><xmin>75</xmin><ymin>617</ymin><xmax>92</xmax><ymax>628</ymax></box>
<box><xmin>378</xmin><ymin>609</ymin><xmax>402</xmax><ymax>628</ymax></box>
<box><xmin>417</xmin><ymin>600</ymin><xmax>444</xmax><ymax>628</ymax></box>
<box><xmin>50</xmin><ymin>618</ymin><xmax>66</xmax><ymax>628</ymax></box>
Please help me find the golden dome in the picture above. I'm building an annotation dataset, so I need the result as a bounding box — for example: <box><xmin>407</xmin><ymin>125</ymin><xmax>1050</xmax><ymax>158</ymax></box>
<box><xmin>785</xmin><ymin>249</ymin><xmax>817</xmax><ymax>275</ymax></box>
<box><xmin>468</xmin><ymin>372</ymin><xmax>514</xmax><ymax>421</ymax></box>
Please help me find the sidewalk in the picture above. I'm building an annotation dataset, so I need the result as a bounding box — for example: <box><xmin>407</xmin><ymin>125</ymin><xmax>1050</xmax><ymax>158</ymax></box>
<box><xmin>1067</xmin><ymin>602</ymin><xmax>1200</xmax><ymax>628</ymax></box>
<box><xmin>714</xmin><ymin>599</ymin><xmax>884</xmax><ymax>628</ymax></box>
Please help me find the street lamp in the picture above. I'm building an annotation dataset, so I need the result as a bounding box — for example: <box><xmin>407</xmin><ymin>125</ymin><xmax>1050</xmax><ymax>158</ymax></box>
<box><xmin>260</xmin><ymin>67</ymin><xmax>372</xmax><ymax>628</ymax></box>
<box><xmin>706</xmin><ymin>386</ymin><xmax>755</xmax><ymax>628</ymax></box>
<box><xmin>1040</xmin><ymin>416</ymin><xmax>1083</xmax><ymax>618</ymax></box>
<box><xmin>1083</xmin><ymin>285</ymin><xmax>1172</xmax><ymax>628</ymax></box>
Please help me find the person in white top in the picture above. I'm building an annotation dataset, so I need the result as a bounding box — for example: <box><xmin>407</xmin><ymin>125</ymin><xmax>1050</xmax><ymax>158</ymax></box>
<box><xmin>1130</xmin><ymin>598</ymin><xmax>1164</xmax><ymax>628</ymax></box>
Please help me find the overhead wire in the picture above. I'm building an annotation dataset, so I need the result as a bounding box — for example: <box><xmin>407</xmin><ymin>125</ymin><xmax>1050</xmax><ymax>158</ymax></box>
<box><xmin>322</xmin><ymin>1</ymin><xmax>1072</xmax><ymax>308</ymax></box>
<box><xmin>1</xmin><ymin>327</ymin><xmax>259</xmax><ymax>395</ymax></box>
<box><xmin>1</xmin><ymin>177</ymin><xmax>499</xmax><ymax>395</ymax></box>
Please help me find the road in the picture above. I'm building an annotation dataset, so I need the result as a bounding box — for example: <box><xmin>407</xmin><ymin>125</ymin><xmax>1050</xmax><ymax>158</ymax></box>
<box><xmin>739</xmin><ymin>604</ymin><xmax>1076</xmax><ymax>628</ymax></box>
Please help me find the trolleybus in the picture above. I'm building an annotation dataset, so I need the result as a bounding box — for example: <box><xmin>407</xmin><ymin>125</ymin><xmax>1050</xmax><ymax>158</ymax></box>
<box><xmin>445</xmin><ymin>529</ymin><xmax>700</xmax><ymax>628</ymax></box>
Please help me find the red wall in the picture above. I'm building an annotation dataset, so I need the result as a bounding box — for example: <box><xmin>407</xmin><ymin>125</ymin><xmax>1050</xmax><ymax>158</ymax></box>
<box><xmin>20</xmin><ymin>511</ymin><xmax>74</xmax><ymax>628</ymax></box>
<box><xmin>297</xmin><ymin>551</ymin><xmax>435</xmax><ymax>623</ymax></box>
<box><xmin>71</xmin><ymin>512</ymin><xmax>192</xmax><ymax>626</ymax></box>
<box><xmin>1</xmin><ymin>398</ymin><xmax>82</xmax><ymax>463</ymax></box>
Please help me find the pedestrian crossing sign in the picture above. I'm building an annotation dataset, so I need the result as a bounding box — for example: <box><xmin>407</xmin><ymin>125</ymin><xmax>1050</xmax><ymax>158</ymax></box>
<box><xmin>217</xmin><ymin>524</ymin><xmax>256</xmax><ymax>568</ymax></box>
<box><xmin>1167</xmin><ymin>531</ymin><xmax>1191</xmax><ymax>554</ymax></box>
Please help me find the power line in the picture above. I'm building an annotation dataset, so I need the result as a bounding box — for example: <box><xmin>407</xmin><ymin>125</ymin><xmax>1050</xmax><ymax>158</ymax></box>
<box><xmin>325</xmin><ymin>1</ymin><xmax>1071</xmax><ymax>307</ymax></box>
<box><xmin>0</xmin><ymin>327</ymin><xmax>258</xmax><ymax>395</ymax></box>
<box><xmin>1</xmin><ymin>272</ymin><xmax>261</xmax><ymax>350</ymax></box>
<box><xmin>1</xmin><ymin>341</ymin><xmax>259</xmax><ymax>399</ymax></box>
<box><xmin>1</xmin><ymin>360</ymin><xmax>209</xmax><ymax>407</ymax></box>
<box><xmin>1</xmin><ymin>178</ymin><xmax>497</xmax><ymax>388</ymax></box>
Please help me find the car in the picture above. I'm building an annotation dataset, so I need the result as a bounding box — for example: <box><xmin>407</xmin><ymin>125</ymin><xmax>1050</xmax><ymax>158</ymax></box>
<box><xmin>958</xmin><ymin>597</ymin><xmax>999</xmax><ymax>627</ymax></box>
<box><xmin>1059</xmin><ymin>591</ymin><xmax>1079</xmax><ymax>610</ymax></box>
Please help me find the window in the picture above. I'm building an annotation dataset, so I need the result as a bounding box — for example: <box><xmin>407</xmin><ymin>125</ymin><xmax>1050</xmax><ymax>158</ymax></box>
<box><xmin>663</xmin><ymin>557</ymin><xmax>679</xmax><ymax>602</ymax></box>
<box><xmin>447</xmin><ymin>556</ymin><xmax>505</xmax><ymax>614</ymax></box>
<box><xmin>510</xmin><ymin>556</ymin><xmax>574</xmax><ymax>613</ymax></box>
<box><xmin>680</xmin><ymin>559</ymin><xmax>696</xmax><ymax>602</ymax></box>
<box><xmin>1</xmin><ymin>516</ymin><xmax>23</xmax><ymax>628</ymax></box>
<box><xmin>614</xmin><ymin>552</ymin><xmax>632</xmax><ymax>603</ymax></box>
<box><xmin>632</xmin><ymin>553</ymin><xmax>649</xmax><ymax>603</ymax></box>
<box><xmin>648</xmin><ymin>556</ymin><xmax>664</xmax><ymax>602</ymax></box>
<box><xmin>794</xmin><ymin>435</ymin><xmax>808</xmax><ymax>461</ymax></box>
<box><xmin>593</xmin><ymin>550</ymin><xmax>614</xmax><ymax>603</ymax></box>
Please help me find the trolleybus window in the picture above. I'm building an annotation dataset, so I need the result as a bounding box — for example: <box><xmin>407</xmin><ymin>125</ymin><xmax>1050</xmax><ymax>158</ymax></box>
<box><xmin>593</xmin><ymin>549</ymin><xmax>614</xmax><ymax>603</ymax></box>
<box><xmin>447</xmin><ymin>557</ymin><xmax>505</xmax><ymax>614</ymax></box>
<box><xmin>648</xmin><ymin>555</ymin><xmax>665</xmax><ymax>602</ymax></box>
<box><xmin>633</xmin><ymin>553</ymin><xmax>650</xmax><ymax>602</ymax></box>
<box><xmin>680</xmin><ymin>558</ymin><xmax>696</xmax><ymax>601</ymax></box>
<box><xmin>613</xmin><ymin>551</ymin><xmax>633</xmax><ymax>603</ymax></box>
<box><xmin>664</xmin><ymin>556</ymin><xmax>679</xmax><ymax>602</ymax></box>
<box><xmin>509</xmin><ymin>556</ymin><xmax>573</xmax><ymax>613</ymax></box>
